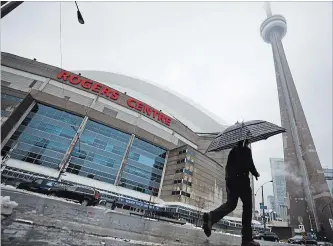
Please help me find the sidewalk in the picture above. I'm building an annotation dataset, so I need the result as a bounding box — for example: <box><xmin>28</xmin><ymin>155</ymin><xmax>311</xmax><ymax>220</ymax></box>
<box><xmin>2</xmin><ymin>211</ymin><xmax>242</xmax><ymax>246</ymax></box>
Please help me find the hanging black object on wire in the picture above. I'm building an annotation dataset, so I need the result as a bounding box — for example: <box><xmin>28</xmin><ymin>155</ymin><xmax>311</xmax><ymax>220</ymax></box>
<box><xmin>75</xmin><ymin>1</ymin><xmax>84</xmax><ymax>24</ymax></box>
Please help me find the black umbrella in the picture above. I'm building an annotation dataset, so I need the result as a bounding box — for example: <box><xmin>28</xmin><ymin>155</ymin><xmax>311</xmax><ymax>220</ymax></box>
<box><xmin>206</xmin><ymin>120</ymin><xmax>286</xmax><ymax>152</ymax></box>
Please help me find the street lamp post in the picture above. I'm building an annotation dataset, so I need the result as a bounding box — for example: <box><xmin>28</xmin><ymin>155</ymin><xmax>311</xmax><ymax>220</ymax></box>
<box><xmin>1</xmin><ymin>1</ymin><xmax>84</xmax><ymax>24</ymax></box>
<box><xmin>1</xmin><ymin>1</ymin><xmax>23</xmax><ymax>19</ymax></box>
<box><xmin>255</xmin><ymin>180</ymin><xmax>273</xmax><ymax>231</ymax></box>
<box><xmin>262</xmin><ymin>184</ymin><xmax>266</xmax><ymax>229</ymax></box>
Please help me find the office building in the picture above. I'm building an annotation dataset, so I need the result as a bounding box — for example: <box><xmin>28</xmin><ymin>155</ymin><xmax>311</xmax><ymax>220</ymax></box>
<box><xmin>323</xmin><ymin>168</ymin><xmax>333</xmax><ymax>197</ymax></box>
<box><xmin>270</xmin><ymin>158</ymin><xmax>286</xmax><ymax>217</ymax></box>
<box><xmin>267</xmin><ymin>195</ymin><xmax>276</xmax><ymax>211</ymax></box>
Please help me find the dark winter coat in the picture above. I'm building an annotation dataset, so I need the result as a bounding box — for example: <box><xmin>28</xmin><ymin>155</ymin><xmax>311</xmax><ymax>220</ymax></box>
<box><xmin>225</xmin><ymin>145</ymin><xmax>259</xmax><ymax>180</ymax></box>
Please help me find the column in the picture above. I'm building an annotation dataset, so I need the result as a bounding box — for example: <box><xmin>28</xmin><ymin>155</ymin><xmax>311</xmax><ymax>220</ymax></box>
<box><xmin>57</xmin><ymin>116</ymin><xmax>89</xmax><ymax>179</ymax></box>
<box><xmin>158</xmin><ymin>150</ymin><xmax>169</xmax><ymax>198</ymax></box>
<box><xmin>114</xmin><ymin>134</ymin><xmax>136</xmax><ymax>186</ymax></box>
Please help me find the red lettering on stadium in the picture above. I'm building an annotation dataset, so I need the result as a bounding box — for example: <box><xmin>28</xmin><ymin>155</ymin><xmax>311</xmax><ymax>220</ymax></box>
<box><xmin>126</xmin><ymin>98</ymin><xmax>172</xmax><ymax>126</ymax></box>
<box><xmin>57</xmin><ymin>71</ymin><xmax>172</xmax><ymax>126</ymax></box>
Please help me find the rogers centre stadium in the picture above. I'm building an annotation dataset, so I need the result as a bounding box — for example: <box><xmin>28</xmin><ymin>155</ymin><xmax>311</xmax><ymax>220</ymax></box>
<box><xmin>1</xmin><ymin>52</ymin><xmax>254</xmax><ymax>225</ymax></box>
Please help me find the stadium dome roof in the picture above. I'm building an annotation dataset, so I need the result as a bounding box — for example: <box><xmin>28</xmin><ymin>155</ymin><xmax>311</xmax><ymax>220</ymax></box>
<box><xmin>75</xmin><ymin>70</ymin><xmax>227</xmax><ymax>133</ymax></box>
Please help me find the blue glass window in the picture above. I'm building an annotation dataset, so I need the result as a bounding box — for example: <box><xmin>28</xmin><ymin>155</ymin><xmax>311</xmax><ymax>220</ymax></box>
<box><xmin>67</xmin><ymin>119</ymin><xmax>131</xmax><ymax>184</ymax></box>
<box><xmin>1</xmin><ymin>93</ymin><xmax>24</xmax><ymax>118</ymax></box>
<box><xmin>183</xmin><ymin>169</ymin><xmax>193</xmax><ymax>176</ymax></box>
<box><xmin>1</xmin><ymin>104</ymin><xmax>83</xmax><ymax>169</ymax></box>
<box><xmin>1</xmin><ymin>110</ymin><xmax>11</xmax><ymax>117</ymax></box>
<box><xmin>1</xmin><ymin>94</ymin><xmax>23</xmax><ymax>103</ymax></box>
<box><xmin>120</xmin><ymin>138</ymin><xmax>167</xmax><ymax>196</ymax></box>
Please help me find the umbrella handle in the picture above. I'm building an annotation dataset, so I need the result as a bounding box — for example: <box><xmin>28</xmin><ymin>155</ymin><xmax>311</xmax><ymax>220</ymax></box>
<box><xmin>239</xmin><ymin>121</ymin><xmax>244</xmax><ymax>142</ymax></box>
<box><xmin>243</xmin><ymin>131</ymin><xmax>251</xmax><ymax>147</ymax></box>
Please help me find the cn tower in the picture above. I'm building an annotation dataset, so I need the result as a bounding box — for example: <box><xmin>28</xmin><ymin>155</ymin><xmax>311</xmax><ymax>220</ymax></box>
<box><xmin>260</xmin><ymin>2</ymin><xmax>333</xmax><ymax>238</ymax></box>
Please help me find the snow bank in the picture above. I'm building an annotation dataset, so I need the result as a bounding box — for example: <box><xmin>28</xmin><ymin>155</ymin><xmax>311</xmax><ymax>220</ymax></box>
<box><xmin>221</xmin><ymin>232</ymin><xmax>241</xmax><ymax>238</ymax></box>
<box><xmin>1</xmin><ymin>184</ymin><xmax>17</xmax><ymax>190</ymax></box>
<box><xmin>15</xmin><ymin>218</ymin><xmax>34</xmax><ymax>224</ymax></box>
<box><xmin>1</xmin><ymin>185</ymin><xmax>79</xmax><ymax>205</ymax></box>
<box><xmin>143</xmin><ymin>218</ymin><xmax>158</xmax><ymax>222</ymax></box>
<box><xmin>1</xmin><ymin>185</ymin><xmax>126</xmax><ymax>213</ymax></box>
<box><xmin>1</xmin><ymin>196</ymin><xmax>18</xmax><ymax>215</ymax></box>
<box><xmin>89</xmin><ymin>234</ymin><xmax>164</xmax><ymax>246</ymax></box>
<box><xmin>182</xmin><ymin>223</ymin><xmax>201</xmax><ymax>230</ymax></box>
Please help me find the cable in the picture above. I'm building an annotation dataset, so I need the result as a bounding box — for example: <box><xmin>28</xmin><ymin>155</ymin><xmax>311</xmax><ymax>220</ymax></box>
<box><xmin>59</xmin><ymin>2</ymin><xmax>66</xmax><ymax>104</ymax></box>
<box><xmin>59</xmin><ymin>2</ymin><xmax>63</xmax><ymax>69</ymax></box>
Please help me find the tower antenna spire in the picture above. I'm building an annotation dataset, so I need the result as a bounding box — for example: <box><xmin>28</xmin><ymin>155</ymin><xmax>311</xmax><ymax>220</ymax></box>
<box><xmin>264</xmin><ymin>1</ymin><xmax>273</xmax><ymax>17</ymax></box>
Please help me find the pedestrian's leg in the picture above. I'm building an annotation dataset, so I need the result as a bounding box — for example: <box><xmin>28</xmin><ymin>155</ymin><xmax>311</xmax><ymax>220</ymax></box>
<box><xmin>202</xmin><ymin>183</ymin><xmax>238</xmax><ymax>237</ymax></box>
<box><xmin>210</xmin><ymin>185</ymin><xmax>238</xmax><ymax>225</ymax></box>
<box><xmin>239</xmin><ymin>183</ymin><xmax>259</xmax><ymax>245</ymax></box>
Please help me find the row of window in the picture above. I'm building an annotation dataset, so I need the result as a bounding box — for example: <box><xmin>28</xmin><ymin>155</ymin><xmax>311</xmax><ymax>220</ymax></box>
<box><xmin>1</xmin><ymin>93</ymin><xmax>23</xmax><ymax>102</ymax></box>
<box><xmin>178</xmin><ymin>149</ymin><xmax>186</xmax><ymax>155</ymax></box>
<box><xmin>1</xmin><ymin>102</ymin><xmax>167</xmax><ymax>197</ymax></box>
<box><xmin>173</xmin><ymin>179</ymin><xmax>192</xmax><ymax>186</ymax></box>
<box><xmin>186</xmin><ymin>155</ymin><xmax>195</xmax><ymax>164</ymax></box>
<box><xmin>121</xmin><ymin>171</ymin><xmax>160</xmax><ymax>189</ymax></box>
<box><xmin>3</xmin><ymin>104</ymin><xmax>79</xmax><ymax>170</ymax></box>
<box><xmin>124</xmin><ymin>163</ymin><xmax>162</xmax><ymax>183</ymax></box>
<box><xmin>175</xmin><ymin>168</ymin><xmax>193</xmax><ymax>176</ymax></box>
<box><xmin>1</xmin><ymin>166</ymin><xmax>52</xmax><ymax>183</ymax></box>
<box><xmin>1</xmin><ymin>94</ymin><xmax>24</xmax><ymax>119</ymax></box>
<box><xmin>171</xmin><ymin>190</ymin><xmax>191</xmax><ymax>197</ymax></box>
<box><xmin>177</xmin><ymin>159</ymin><xmax>186</xmax><ymax>164</ymax></box>
<box><xmin>119</xmin><ymin>178</ymin><xmax>159</xmax><ymax>196</ymax></box>
<box><xmin>1</xmin><ymin>110</ymin><xmax>11</xmax><ymax>117</ymax></box>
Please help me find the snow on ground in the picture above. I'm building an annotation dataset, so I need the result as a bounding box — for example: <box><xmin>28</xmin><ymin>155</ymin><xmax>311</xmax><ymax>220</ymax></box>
<box><xmin>1</xmin><ymin>184</ymin><xmax>82</xmax><ymax>206</ymax></box>
<box><xmin>175</xmin><ymin>222</ymin><xmax>242</xmax><ymax>238</ymax></box>
<box><xmin>221</xmin><ymin>232</ymin><xmax>241</xmax><ymax>238</ymax></box>
<box><xmin>15</xmin><ymin>219</ymin><xmax>34</xmax><ymax>224</ymax></box>
<box><xmin>143</xmin><ymin>218</ymin><xmax>158</xmax><ymax>221</ymax></box>
<box><xmin>1</xmin><ymin>184</ymin><xmax>17</xmax><ymax>190</ymax></box>
<box><xmin>1</xmin><ymin>195</ymin><xmax>18</xmax><ymax>215</ymax></box>
<box><xmin>95</xmin><ymin>206</ymin><xmax>124</xmax><ymax>214</ymax></box>
<box><xmin>89</xmin><ymin>234</ymin><xmax>165</xmax><ymax>246</ymax></box>
<box><xmin>181</xmin><ymin>223</ymin><xmax>201</xmax><ymax>230</ymax></box>
<box><xmin>1</xmin><ymin>184</ymin><xmax>127</xmax><ymax>214</ymax></box>
<box><xmin>1</xmin><ymin>185</ymin><xmax>251</xmax><ymax>240</ymax></box>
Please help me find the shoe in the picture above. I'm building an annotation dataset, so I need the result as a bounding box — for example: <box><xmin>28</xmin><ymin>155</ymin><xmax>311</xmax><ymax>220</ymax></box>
<box><xmin>202</xmin><ymin>213</ymin><xmax>212</xmax><ymax>237</ymax></box>
<box><xmin>241</xmin><ymin>240</ymin><xmax>260</xmax><ymax>246</ymax></box>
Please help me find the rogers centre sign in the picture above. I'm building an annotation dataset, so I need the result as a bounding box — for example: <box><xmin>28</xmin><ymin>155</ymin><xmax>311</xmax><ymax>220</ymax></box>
<box><xmin>57</xmin><ymin>71</ymin><xmax>172</xmax><ymax>126</ymax></box>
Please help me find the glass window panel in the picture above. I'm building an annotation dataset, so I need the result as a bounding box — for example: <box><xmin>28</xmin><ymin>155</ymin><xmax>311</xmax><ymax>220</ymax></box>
<box><xmin>1</xmin><ymin>93</ymin><xmax>23</xmax><ymax>106</ymax></box>
<box><xmin>68</xmin><ymin>119</ymin><xmax>131</xmax><ymax>185</ymax></box>
<box><xmin>121</xmin><ymin>137</ymin><xmax>166</xmax><ymax>197</ymax></box>
<box><xmin>1</xmin><ymin>103</ymin><xmax>84</xmax><ymax>170</ymax></box>
<box><xmin>1</xmin><ymin>110</ymin><xmax>11</xmax><ymax>117</ymax></box>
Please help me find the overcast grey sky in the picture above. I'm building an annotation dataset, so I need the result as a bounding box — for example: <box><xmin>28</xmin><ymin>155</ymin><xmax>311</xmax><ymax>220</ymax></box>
<box><xmin>1</xmin><ymin>1</ymin><xmax>332</xmax><ymax>210</ymax></box>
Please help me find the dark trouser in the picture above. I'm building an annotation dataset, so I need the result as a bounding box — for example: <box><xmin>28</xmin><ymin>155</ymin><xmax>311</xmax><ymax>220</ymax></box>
<box><xmin>210</xmin><ymin>176</ymin><xmax>253</xmax><ymax>242</ymax></box>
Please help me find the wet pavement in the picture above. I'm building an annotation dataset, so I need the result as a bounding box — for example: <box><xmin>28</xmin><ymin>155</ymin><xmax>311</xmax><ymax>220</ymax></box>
<box><xmin>1</xmin><ymin>188</ymin><xmax>287</xmax><ymax>246</ymax></box>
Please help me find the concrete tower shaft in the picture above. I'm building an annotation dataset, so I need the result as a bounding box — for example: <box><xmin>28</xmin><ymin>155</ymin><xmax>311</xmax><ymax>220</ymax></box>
<box><xmin>260</xmin><ymin>3</ymin><xmax>333</xmax><ymax>238</ymax></box>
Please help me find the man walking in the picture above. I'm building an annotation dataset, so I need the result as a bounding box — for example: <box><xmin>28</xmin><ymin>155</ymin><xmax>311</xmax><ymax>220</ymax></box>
<box><xmin>202</xmin><ymin>139</ymin><xmax>260</xmax><ymax>246</ymax></box>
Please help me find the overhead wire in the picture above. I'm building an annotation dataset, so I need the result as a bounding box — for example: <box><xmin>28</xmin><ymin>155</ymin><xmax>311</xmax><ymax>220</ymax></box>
<box><xmin>59</xmin><ymin>2</ymin><xmax>65</xmax><ymax>101</ymax></box>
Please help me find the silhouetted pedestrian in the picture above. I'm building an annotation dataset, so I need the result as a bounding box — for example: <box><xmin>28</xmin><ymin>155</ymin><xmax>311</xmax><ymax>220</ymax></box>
<box><xmin>111</xmin><ymin>200</ymin><xmax>116</xmax><ymax>210</ymax></box>
<box><xmin>202</xmin><ymin>139</ymin><xmax>260</xmax><ymax>246</ymax></box>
